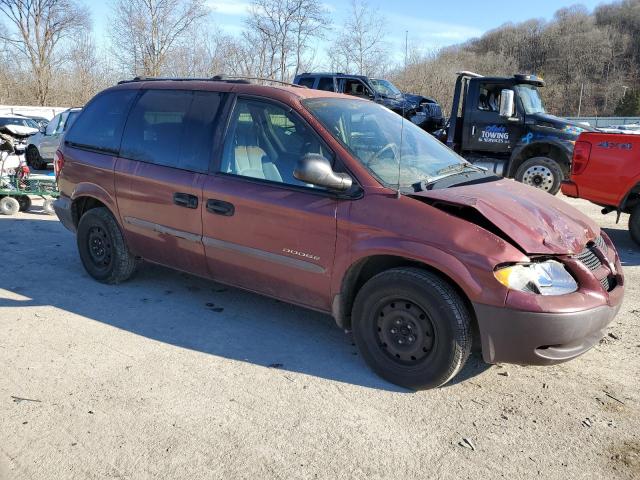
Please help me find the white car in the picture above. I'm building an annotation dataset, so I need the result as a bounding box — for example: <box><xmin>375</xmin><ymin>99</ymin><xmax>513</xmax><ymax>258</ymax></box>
<box><xmin>26</xmin><ymin>108</ymin><xmax>81</xmax><ymax>170</ymax></box>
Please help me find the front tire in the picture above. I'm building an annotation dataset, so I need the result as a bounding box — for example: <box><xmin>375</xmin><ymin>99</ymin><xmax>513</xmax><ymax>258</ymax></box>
<box><xmin>352</xmin><ymin>267</ymin><xmax>472</xmax><ymax>390</ymax></box>
<box><xmin>515</xmin><ymin>156</ymin><xmax>563</xmax><ymax>195</ymax></box>
<box><xmin>630</xmin><ymin>205</ymin><xmax>640</xmax><ymax>246</ymax></box>
<box><xmin>26</xmin><ymin>145</ymin><xmax>46</xmax><ymax>170</ymax></box>
<box><xmin>77</xmin><ymin>207</ymin><xmax>138</xmax><ymax>284</ymax></box>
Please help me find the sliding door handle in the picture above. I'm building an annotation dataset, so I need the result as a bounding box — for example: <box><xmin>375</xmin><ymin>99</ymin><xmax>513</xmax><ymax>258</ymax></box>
<box><xmin>173</xmin><ymin>192</ymin><xmax>198</xmax><ymax>209</ymax></box>
<box><xmin>206</xmin><ymin>199</ymin><xmax>234</xmax><ymax>216</ymax></box>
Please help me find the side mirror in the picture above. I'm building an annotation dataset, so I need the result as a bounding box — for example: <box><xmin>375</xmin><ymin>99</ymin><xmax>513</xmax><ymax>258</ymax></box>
<box><xmin>499</xmin><ymin>89</ymin><xmax>515</xmax><ymax>118</ymax></box>
<box><xmin>39</xmin><ymin>126</ymin><xmax>46</xmax><ymax>134</ymax></box>
<box><xmin>294</xmin><ymin>154</ymin><xmax>353</xmax><ymax>192</ymax></box>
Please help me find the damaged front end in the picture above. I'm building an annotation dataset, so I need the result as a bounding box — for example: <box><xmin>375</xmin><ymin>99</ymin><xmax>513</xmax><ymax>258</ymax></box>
<box><xmin>408</xmin><ymin>178</ymin><xmax>624</xmax><ymax>365</ymax></box>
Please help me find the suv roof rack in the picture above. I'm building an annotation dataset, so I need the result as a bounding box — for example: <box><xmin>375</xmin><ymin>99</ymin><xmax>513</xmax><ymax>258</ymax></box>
<box><xmin>117</xmin><ymin>75</ymin><xmax>306</xmax><ymax>88</ymax></box>
<box><xmin>300</xmin><ymin>72</ymin><xmax>345</xmax><ymax>76</ymax></box>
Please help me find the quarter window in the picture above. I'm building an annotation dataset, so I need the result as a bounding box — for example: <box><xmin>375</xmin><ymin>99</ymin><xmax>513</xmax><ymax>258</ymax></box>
<box><xmin>120</xmin><ymin>90</ymin><xmax>221</xmax><ymax>172</ymax></box>
<box><xmin>65</xmin><ymin>90</ymin><xmax>138</xmax><ymax>153</ymax></box>
<box><xmin>220</xmin><ymin>98</ymin><xmax>329</xmax><ymax>188</ymax></box>
<box><xmin>317</xmin><ymin>77</ymin><xmax>335</xmax><ymax>91</ymax></box>
<box><xmin>297</xmin><ymin>77</ymin><xmax>316</xmax><ymax>88</ymax></box>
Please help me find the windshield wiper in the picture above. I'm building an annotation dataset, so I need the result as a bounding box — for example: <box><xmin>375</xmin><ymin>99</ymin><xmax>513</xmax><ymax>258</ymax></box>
<box><xmin>415</xmin><ymin>164</ymin><xmax>490</xmax><ymax>191</ymax></box>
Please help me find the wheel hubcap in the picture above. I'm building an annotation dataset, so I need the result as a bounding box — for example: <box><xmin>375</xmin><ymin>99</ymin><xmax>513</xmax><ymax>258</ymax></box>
<box><xmin>376</xmin><ymin>300</ymin><xmax>435</xmax><ymax>365</ymax></box>
<box><xmin>87</xmin><ymin>226</ymin><xmax>112</xmax><ymax>268</ymax></box>
<box><xmin>521</xmin><ymin>165</ymin><xmax>554</xmax><ymax>192</ymax></box>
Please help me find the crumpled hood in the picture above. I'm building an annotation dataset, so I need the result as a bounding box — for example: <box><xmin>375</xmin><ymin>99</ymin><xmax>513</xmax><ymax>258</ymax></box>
<box><xmin>410</xmin><ymin>179</ymin><xmax>598</xmax><ymax>255</ymax></box>
<box><xmin>0</xmin><ymin>124</ymin><xmax>38</xmax><ymax>138</ymax></box>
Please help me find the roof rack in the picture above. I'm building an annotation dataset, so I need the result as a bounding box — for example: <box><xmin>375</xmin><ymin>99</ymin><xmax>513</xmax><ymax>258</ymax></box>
<box><xmin>117</xmin><ymin>75</ymin><xmax>306</xmax><ymax>88</ymax></box>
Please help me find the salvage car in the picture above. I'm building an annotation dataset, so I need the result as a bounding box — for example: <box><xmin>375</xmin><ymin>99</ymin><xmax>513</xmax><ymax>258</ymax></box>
<box><xmin>26</xmin><ymin>107</ymin><xmax>81</xmax><ymax>170</ymax></box>
<box><xmin>54</xmin><ymin>78</ymin><xmax>624</xmax><ymax>389</ymax></box>
<box><xmin>562</xmin><ymin>131</ymin><xmax>640</xmax><ymax>245</ymax></box>
<box><xmin>293</xmin><ymin>72</ymin><xmax>445</xmax><ymax>133</ymax></box>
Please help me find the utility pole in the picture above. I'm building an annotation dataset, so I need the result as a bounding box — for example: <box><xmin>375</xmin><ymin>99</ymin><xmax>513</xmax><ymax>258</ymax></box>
<box><xmin>404</xmin><ymin>30</ymin><xmax>408</xmax><ymax>69</ymax></box>
<box><xmin>577</xmin><ymin>82</ymin><xmax>584</xmax><ymax>117</ymax></box>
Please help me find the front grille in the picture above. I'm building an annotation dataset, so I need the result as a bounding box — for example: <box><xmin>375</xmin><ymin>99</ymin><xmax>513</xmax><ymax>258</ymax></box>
<box><xmin>574</xmin><ymin>236</ymin><xmax>615</xmax><ymax>292</ymax></box>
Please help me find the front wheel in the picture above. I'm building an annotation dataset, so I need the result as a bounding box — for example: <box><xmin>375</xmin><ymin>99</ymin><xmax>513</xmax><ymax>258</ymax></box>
<box><xmin>630</xmin><ymin>205</ymin><xmax>640</xmax><ymax>246</ymax></box>
<box><xmin>352</xmin><ymin>267</ymin><xmax>472</xmax><ymax>390</ymax></box>
<box><xmin>26</xmin><ymin>145</ymin><xmax>46</xmax><ymax>170</ymax></box>
<box><xmin>514</xmin><ymin>157</ymin><xmax>564</xmax><ymax>195</ymax></box>
<box><xmin>0</xmin><ymin>196</ymin><xmax>20</xmax><ymax>215</ymax></box>
<box><xmin>77</xmin><ymin>207</ymin><xmax>138</xmax><ymax>284</ymax></box>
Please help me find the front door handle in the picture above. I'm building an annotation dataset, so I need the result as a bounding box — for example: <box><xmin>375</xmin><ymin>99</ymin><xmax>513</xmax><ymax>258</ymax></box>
<box><xmin>207</xmin><ymin>199</ymin><xmax>234</xmax><ymax>216</ymax></box>
<box><xmin>173</xmin><ymin>192</ymin><xmax>198</xmax><ymax>209</ymax></box>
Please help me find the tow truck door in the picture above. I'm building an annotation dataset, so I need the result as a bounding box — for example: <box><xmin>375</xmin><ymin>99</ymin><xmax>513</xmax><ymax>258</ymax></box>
<box><xmin>462</xmin><ymin>81</ymin><xmax>522</xmax><ymax>154</ymax></box>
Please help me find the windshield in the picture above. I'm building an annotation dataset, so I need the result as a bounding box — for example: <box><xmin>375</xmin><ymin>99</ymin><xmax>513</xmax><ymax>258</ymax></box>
<box><xmin>515</xmin><ymin>84</ymin><xmax>545</xmax><ymax>114</ymax></box>
<box><xmin>303</xmin><ymin>98</ymin><xmax>468</xmax><ymax>189</ymax></box>
<box><xmin>370</xmin><ymin>79</ymin><xmax>402</xmax><ymax>97</ymax></box>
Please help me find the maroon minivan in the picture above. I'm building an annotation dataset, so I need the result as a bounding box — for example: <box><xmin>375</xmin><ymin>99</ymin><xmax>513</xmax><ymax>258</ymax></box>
<box><xmin>53</xmin><ymin>78</ymin><xmax>624</xmax><ymax>389</ymax></box>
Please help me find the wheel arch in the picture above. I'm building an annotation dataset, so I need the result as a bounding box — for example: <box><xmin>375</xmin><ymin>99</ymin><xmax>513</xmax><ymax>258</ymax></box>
<box><xmin>620</xmin><ymin>181</ymin><xmax>640</xmax><ymax>213</ymax></box>
<box><xmin>508</xmin><ymin>141</ymin><xmax>571</xmax><ymax>178</ymax></box>
<box><xmin>70</xmin><ymin>184</ymin><xmax>119</xmax><ymax>228</ymax></box>
<box><xmin>332</xmin><ymin>254</ymin><xmax>479</xmax><ymax>337</ymax></box>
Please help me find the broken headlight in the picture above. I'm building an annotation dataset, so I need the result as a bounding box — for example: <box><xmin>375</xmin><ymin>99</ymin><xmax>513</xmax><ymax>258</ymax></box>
<box><xmin>494</xmin><ymin>260</ymin><xmax>578</xmax><ymax>295</ymax></box>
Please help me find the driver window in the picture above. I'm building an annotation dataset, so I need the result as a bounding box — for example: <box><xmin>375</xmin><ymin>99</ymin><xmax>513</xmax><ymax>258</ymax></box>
<box><xmin>477</xmin><ymin>84</ymin><xmax>501</xmax><ymax>112</ymax></box>
<box><xmin>45</xmin><ymin>114</ymin><xmax>62</xmax><ymax>135</ymax></box>
<box><xmin>344</xmin><ymin>79</ymin><xmax>372</xmax><ymax>98</ymax></box>
<box><xmin>220</xmin><ymin>99</ymin><xmax>328</xmax><ymax>188</ymax></box>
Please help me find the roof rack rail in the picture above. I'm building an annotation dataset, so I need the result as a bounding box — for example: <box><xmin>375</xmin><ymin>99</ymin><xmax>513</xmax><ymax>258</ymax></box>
<box><xmin>117</xmin><ymin>75</ymin><xmax>306</xmax><ymax>88</ymax></box>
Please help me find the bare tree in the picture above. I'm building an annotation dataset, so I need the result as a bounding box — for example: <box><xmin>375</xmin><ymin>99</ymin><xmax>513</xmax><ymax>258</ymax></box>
<box><xmin>109</xmin><ymin>0</ymin><xmax>209</xmax><ymax>77</ymax></box>
<box><xmin>246</xmin><ymin>0</ymin><xmax>328</xmax><ymax>81</ymax></box>
<box><xmin>329</xmin><ymin>0</ymin><xmax>389</xmax><ymax>77</ymax></box>
<box><xmin>0</xmin><ymin>0</ymin><xmax>90</xmax><ymax>105</ymax></box>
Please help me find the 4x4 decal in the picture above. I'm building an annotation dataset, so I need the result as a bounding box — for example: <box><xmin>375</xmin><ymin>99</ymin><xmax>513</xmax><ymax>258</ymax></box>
<box><xmin>597</xmin><ymin>141</ymin><xmax>632</xmax><ymax>150</ymax></box>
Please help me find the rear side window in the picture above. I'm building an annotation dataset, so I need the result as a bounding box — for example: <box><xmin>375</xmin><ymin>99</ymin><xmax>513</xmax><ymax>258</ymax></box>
<box><xmin>317</xmin><ymin>77</ymin><xmax>335</xmax><ymax>91</ymax></box>
<box><xmin>120</xmin><ymin>89</ymin><xmax>221</xmax><ymax>172</ymax></box>
<box><xmin>297</xmin><ymin>77</ymin><xmax>315</xmax><ymax>88</ymax></box>
<box><xmin>65</xmin><ymin>90</ymin><xmax>137</xmax><ymax>153</ymax></box>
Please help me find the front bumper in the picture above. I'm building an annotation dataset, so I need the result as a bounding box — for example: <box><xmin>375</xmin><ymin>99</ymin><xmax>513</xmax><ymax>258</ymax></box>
<box><xmin>53</xmin><ymin>195</ymin><xmax>76</xmax><ymax>233</ymax></box>
<box><xmin>473</xmin><ymin>299</ymin><xmax>622</xmax><ymax>365</ymax></box>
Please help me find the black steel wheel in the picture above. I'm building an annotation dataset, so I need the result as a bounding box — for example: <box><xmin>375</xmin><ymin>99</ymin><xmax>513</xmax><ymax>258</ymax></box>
<box><xmin>352</xmin><ymin>267</ymin><xmax>472</xmax><ymax>390</ymax></box>
<box><xmin>77</xmin><ymin>207</ymin><xmax>138</xmax><ymax>284</ymax></box>
<box><xmin>375</xmin><ymin>299</ymin><xmax>435</xmax><ymax>365</ymax></box>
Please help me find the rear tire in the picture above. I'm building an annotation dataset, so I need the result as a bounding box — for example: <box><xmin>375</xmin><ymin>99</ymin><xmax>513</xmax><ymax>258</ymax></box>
<box><xmin>515</xmin><ymin>156</ymin><xmax>563</xmax><ymax>195</ymax></box>
<box><xmin>0</xmin><ymin>196</ymin><xmax>20</xmax><ymax>215</ymax></box>
<box><xmin>630</xmin><ymin>205</ymin><xmax>640</xmax><ymax>246</ymax></box>
<box><xmin>26</xmin><ymin>145</ymin><xmax>46</xmax><ymax>170</ymax></box>
<box><xmin>17</xmin><ymin>195</ymin><xmax>32</xmax><ymax>212</ymax></box>
<box><xmin>77</xmin><ymin>207</ymin><xmax>138</xmax><ymax>284</ymax></box>
<box><xmin>352</xmin><ymin>267</ymin><xmax>472</xmax><ymax>390</ymax></box>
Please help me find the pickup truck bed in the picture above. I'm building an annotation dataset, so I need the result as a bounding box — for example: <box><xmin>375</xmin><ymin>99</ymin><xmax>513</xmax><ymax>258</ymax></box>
<box><xmin>561</xmin><ymin>132</ymin><xmax>640</xmax><ymax>245</ymax></box>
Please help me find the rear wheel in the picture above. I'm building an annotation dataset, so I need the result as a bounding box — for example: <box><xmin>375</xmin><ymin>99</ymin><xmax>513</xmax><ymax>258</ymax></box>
<box><xmin>0</xmin><ymin>196</ymin><xmax>20</xmax><ymax>215</ymax></box>
<box><xmin>26</xmin><ymin>145</ymin><xmax>46</xmax><ymax>170</ymax></box>
<box><xmin>515</xmin><ymin>156</ymin><xmax>563</xmax><ymax>195</ymax></box>
<box><xmin>630</xmin><ymin>205</ymin><xmax>640</xmax><ymax>246</ymax></box>
<box><xmin>42</xmin><ymin>198</ymin><xmax>55</xmax><ymax>215</ymax></box>
<box><xmin>77</xmin><ymin>207</ymin><xmax>138</xmax><ymax>284</ymax></box>
<box><xmin>17</xmin><ymin>195</ymin><xmax>32</xmax><ymax>212</ymax></box>
<box><xmin>352</xmin><ymin>267</ymin><xmax>472</xmax><ymax>390</ymax></box>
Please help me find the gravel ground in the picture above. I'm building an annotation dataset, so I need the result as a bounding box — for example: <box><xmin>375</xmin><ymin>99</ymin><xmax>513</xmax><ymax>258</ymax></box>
<box><xmin>1</xmin><ymin>195</ymin><xmax>639</xmax><ymax>480</ymax></box>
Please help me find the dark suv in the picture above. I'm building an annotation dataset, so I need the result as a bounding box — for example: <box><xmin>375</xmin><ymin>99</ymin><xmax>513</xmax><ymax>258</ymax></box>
<box><xmin>293</xmin><ymin>72</ymin><xmax>444</xmax><ymax>133</ymax></box>
<box><xmin>54</xmin><ymin>78</ymin><xmax>624</xmax><ymax>389</ymax></box>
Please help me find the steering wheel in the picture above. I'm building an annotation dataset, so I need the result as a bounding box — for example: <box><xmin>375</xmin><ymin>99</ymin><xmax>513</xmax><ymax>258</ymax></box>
<box><xmin>367</xmin><ymin>142</ymin><xmax>399</xmax><ymax>167</ymax></box>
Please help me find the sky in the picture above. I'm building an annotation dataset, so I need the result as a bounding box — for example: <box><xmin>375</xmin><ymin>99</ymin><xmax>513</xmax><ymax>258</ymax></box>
<box><xmin>87</xmin><ymin>0</ymin><xmax>606</xmax><ymax>63</ymax></box>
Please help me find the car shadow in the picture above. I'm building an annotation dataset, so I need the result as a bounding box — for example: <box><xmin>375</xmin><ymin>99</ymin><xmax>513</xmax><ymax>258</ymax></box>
<box><xmin>0</xmin><ymin>216</ymin><xmax>492</xmax><ymax>392</ymax></box>
<box><xmin>603</xmin><ymin>227</ymin><xmax>640</xmax><ymax>267</ymax></box>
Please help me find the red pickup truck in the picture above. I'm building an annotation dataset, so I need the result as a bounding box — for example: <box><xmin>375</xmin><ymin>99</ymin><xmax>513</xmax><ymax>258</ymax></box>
<box><xmin>562</xmin><ymin>132</ymin><xmax>640</xmax><ymax>245</ymax></box>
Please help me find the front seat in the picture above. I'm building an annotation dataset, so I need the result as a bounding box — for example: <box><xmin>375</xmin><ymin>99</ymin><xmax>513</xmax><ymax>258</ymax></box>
<box><xmin>234</xmin><ymin>145</ymin><xmax>282</xmax><ymax>182</ymax></box>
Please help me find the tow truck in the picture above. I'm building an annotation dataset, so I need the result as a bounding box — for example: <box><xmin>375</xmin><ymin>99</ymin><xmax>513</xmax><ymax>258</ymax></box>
<box><xmin>443</xmin><ymin>71</ymin><xmax>593</xmax><ymax>195</ymax></box>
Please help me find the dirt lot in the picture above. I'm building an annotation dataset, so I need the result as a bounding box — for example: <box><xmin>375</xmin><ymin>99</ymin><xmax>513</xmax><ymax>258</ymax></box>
<box><xmin>1</xmin><ymin>195</ymin><xmax>639</xmax><ymax>480</ymax></box>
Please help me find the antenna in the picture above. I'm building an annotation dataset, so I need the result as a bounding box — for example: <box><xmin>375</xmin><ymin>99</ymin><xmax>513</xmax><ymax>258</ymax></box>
<box><xmin>397</xmin><ymin>30</ymin><xmax>409</xmax><ymax>199</ymax></box>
